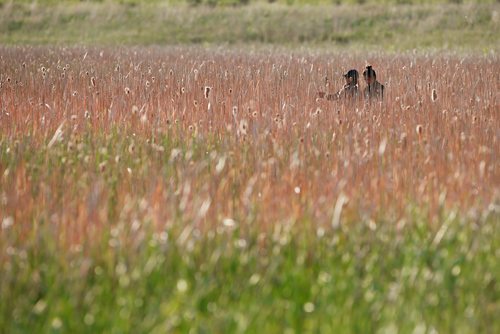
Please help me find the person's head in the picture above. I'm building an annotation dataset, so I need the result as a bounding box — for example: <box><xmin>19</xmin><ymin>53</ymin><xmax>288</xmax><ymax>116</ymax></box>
<box><xmin>344</xmin><ymin>69</ymin><xmax>359</xmax><ymax>85</ymax></box>
<box><xmin>363</xmin><ymin>65</ymin><xmax>376</xmax><ymax>84</ymax></box>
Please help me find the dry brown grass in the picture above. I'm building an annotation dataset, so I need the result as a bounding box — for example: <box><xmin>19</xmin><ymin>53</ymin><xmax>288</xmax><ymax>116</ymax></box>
<box><xmin>0</xmin><ymin>46</ymin><xmax>498</xmax><ymax>239</ymax></box>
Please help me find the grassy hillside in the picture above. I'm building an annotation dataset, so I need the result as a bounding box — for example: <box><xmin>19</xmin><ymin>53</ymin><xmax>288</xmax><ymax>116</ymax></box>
<box><xmin>0</xmin><ymin>2</ymin><xmax>499</xmax><ymax>50</ymax></box>
<box><xmin>1</xmin><ymin>0</ymin><xmax>498</xmax><ymax>5</ymax></box>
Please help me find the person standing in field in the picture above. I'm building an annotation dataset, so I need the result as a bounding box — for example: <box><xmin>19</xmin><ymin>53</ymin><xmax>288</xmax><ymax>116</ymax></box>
<box><xmin>362</xmin><ymin>65</ymin><xmax>384</xmax><ymax>100</ymax></box>
<box><xmin>317</xmin><ymin>69</ymin><xmax>359</xmax><ymax>101</ymax></box>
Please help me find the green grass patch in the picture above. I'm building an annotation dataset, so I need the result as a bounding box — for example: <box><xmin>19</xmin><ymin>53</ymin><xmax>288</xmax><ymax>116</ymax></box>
<box><xmin>0</xmin><ymin>2</ymin><xmax>498</xmax><ymax>50</ymax></box>
<box><xmin>1</xmin><ymin>207</ymin><xmax>498</xmax><ymax>333</ymax></box>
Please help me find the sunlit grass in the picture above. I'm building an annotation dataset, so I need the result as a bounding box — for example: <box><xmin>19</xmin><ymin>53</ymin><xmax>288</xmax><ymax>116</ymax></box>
<box><xmin>0</xmin><ymin>46</ymin><xmax>499</xmax><ymax>332</ymax></box>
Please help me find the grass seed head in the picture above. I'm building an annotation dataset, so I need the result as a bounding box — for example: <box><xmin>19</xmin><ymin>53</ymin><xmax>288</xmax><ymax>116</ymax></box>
<box><xmin>239</xmin><ymin>119</ymin><xmax>248</xmax><ymax>136</ymax></box>
<box><xmin>132</xmin><ymin>105</ymin><xmax>139</xmax><ymax>115</ymax></box>
<box><xmin>416</xmin><ymin>124</ymin><xmax>424</xmax><ymax>136</ymax></box>
<box><xmin>431</xmin><ymin>89</ymin><xmax>438</xmax><ymax>102</ymax></box>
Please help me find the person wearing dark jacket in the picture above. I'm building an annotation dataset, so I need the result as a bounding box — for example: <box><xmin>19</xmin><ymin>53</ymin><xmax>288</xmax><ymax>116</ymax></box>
<box><xmin>317</xmin><ymin>69</ymin><xmax>359</xmax><ymax>101</ymax></box>
<box><xmin>362</xmin><ymin>65</ymin><xmax>384</xmax><ymax>100</ymax></box>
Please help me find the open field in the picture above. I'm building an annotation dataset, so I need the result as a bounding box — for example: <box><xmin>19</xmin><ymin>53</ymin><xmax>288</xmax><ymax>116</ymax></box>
<box><xmin>0</xmin><ymin>46</ymin><xmax>499</xmax><ymax>332</ymax></box>
<box><xmin>0</xmin><ymin>2</ymin><xmax>499</xmax><ymax>51</ymax></box>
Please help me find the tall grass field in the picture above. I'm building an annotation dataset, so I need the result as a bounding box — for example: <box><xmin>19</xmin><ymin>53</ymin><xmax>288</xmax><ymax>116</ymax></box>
<box><xmin>0</xmin><ymin>46</ymin><xmax>499</xmax><ymax>332</ymax></box>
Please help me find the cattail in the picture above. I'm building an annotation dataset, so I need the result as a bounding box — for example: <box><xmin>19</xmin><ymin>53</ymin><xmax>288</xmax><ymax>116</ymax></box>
<box><xmin>204</xmin><ymin>86</ymin><xmax>211</xmax><ymax>99</ymax></box>
<box><xmin>131</xmin><ymin>105</ymin><xmax>139</xmax><ymax>115</ymax></box>
<box><xmin>239</xmin><ymin>119</ymin><xmax>248</xmax><ymax>136</ymax></box>
<box><xmin>431</xmin><ymin>89</ymin><xmax>438</xmax><ymax>102</ymax></box>
<box><xmin>128</xmin><ymin>143</ymin><xmax>135</xmax><ymax>154</ymax></box>
<box><xmin>311</xmin><ymin>108</ymin><xmax>322</xmax><ymax>117</ymax></box>
<box><xmin>416</xmin><ymin>124</ymin><xmax>423</xmax><ymax>136</ymax></box>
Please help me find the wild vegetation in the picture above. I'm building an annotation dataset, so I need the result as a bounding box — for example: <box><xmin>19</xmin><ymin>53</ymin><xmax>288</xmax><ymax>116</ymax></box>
<box><xmin>0</xmin><ymin>0</ymin><xmax>497</xmax><ymax>5</ymax></box>
<box><xmin>0</xmin><ymin>46</ymin><xmax>498</xmax><ymax>332</ymax></box>
<box><xmin>1</xmin><ymin>1</ymin><xmax>499</xmax><ymax>50</ymax></box>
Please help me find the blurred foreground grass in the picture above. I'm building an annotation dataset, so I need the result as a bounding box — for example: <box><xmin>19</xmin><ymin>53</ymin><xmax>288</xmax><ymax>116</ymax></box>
<box><xmin>0</xmin><ymin>2</ymin><xmax>499</xmax><ymax>51</ymax></box>
<box><xmin>0</xmin><ymin>133</ymin><xmax>499</xmax><ymax>333</ymax></box>
<box><xmin>1</xmin><ymin>202</ymin><xmax>498</xmax><ymax>333</ymax></box>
